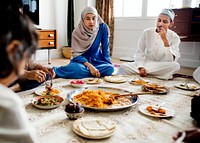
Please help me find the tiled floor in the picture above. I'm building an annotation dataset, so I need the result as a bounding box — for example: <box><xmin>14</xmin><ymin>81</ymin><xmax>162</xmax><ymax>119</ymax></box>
<box><xmin>38</xmin><ymin>57</ymin><xmax>196</xmax><ymax>76</ymax></box>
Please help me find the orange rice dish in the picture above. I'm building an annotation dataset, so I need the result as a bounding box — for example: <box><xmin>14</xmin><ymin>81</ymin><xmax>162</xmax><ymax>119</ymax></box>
<box><xmin>73</xmin><ymin>89</ymin><xmax>132</xmax><ymax>108</ymax></box>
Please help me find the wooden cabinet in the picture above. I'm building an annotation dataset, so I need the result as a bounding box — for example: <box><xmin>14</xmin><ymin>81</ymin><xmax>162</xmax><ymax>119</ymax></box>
<box><xmin>38</xmin><ymin>30</ymin><xmax>57</xmax><ymax>49</ymax></box>
<box><xmin>170</xmin><ymin>8</ymin><xmax>200</xmax><ymax>41</ymax></box>
<box><xmin>37</xmin><ymin>30</ymin><xmax>57</xmax><ymax>64</ymax></box>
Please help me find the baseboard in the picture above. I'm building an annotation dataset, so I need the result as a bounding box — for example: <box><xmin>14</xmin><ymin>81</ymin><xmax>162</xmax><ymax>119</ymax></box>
<box><xmin>119</xmin><ymin>57</ymin><xmax>134</xmax><ymax>62</ymax></box>
<box><xmin>178</xmin><ymin>59</ymin><xmax>200</xmax><ymax>68</ymax></box>
<box><xmin>35</xmin><ymin>49</ymin><xmax>63</xmax><ymax>61</ymax></box>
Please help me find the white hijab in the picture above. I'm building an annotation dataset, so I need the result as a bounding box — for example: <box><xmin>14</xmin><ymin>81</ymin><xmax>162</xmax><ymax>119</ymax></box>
<box><xmin>71</xmin><ymin>6</ymin><xmax>104</xmax><ymax>58</ymax></box>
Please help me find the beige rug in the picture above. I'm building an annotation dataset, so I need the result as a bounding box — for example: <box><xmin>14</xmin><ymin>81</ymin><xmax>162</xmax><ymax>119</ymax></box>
<box><xmin>18</xmin><ymin>74</ymin><xmax>200</xmax><ymax>143</ymax></box>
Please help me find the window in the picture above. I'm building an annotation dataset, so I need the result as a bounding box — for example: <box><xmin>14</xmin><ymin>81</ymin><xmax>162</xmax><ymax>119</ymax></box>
<box><xmin>114</xmin><ymin>0</ymin><xmax>142</xmax><ymax>17</ymax></box>
<box><xmin>147</xmin><ymin>0</ymin><xmax>182</xmax><ymax>17</ymax></box>
<box><xmin>114</xmin><ymin>0</ymin><xmax>198</xmax><ymax>17</ymax></box>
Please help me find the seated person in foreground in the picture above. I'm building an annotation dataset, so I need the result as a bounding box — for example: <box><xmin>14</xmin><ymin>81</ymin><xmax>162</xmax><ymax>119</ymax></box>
<box><xmin>118</xmin><ymin>9</ymin><xmax>181</xmax><ymax>80</ymax></box>
<box><xmin>193</xmin><ymin>66</ymin><xmax>200</xmax><ymax>84</ymax></box>
<box><xmin>9</xmin><ymin>58</ymin><xmax>55</xmax><ymax>92</ymax></box>
<box><xmin>53</xmin><ymin>6</ymin><xmax>114</xmax><ymax>79</ymax></box>
<box><xmin>9</xmin><ymin>0</ymin><xmax>55</xmax><ymax>92</ymax></box>
<box><xmin>0</xmin><ymin>0</ymin><xmax>39</xmax><ymax>142</ymax></box>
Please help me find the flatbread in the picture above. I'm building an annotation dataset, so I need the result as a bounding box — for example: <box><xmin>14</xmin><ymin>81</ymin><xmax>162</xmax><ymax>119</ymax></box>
<box><xmin>104</xmin><ymin>76</ymin><xmax>126</xmax><ymax>83</ymax></box>
<box><xmin>73</xmin><ymin>117</ymin><xmax>116</xmax><ymax>138</ymax></box>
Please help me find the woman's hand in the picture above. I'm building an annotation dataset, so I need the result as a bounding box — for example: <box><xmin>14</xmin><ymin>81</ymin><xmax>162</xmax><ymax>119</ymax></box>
<box><xmin>138</xmin><ymin>67</ymin><xmax>147</xmax><ymax>77</ymax></box>
<box><xmin>84</xmin><ymin>62</ymin><xmax>100</xmax><ymax>77</ymax></box>
<box><xmin>89</xmin><ymin>66</ymin><xmax>100</xmax><ymax>77</ymax></box>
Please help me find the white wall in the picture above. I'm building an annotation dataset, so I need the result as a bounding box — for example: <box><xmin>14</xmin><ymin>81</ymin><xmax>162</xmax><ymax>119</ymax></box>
<box><xmin>178</xmin><ymin>42</ymin><xmax>200</xmax><ymax>67</ymax></box>
<box><xmin>39</xmin><ymin>0</ymin><xmax>55</xmax><ymax>29</ymax></box>
<box><xmin>35</xmin><ymin>0</ymin><xmax>63</xmax><ymax>62</ymax></box>
<box><xmin>112</xmin><ymin>17</ymin><xmax>200</xmax><ymax>68</ymax></box>
<box><xmin>113</xmin><ymin>17</ymin><xmax>157</xmax><ymax>58</ymax></box>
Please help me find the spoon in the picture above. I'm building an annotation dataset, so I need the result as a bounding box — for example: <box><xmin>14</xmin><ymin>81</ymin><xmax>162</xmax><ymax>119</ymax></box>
<box><xmin>114</xmin><ymin>91</ymin><xmax>152</xmax><ymax>98</ymax></box>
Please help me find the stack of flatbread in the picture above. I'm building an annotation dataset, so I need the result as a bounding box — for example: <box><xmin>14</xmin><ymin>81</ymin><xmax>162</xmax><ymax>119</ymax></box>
<box><xmin>73</xmin><ymin>117</ymin><xmax>117</xmax><ymax>139</ymax></box>
<box><xmin>104</xmin><ymin>76</ymin><xmax>126</xmax><ymax>83</ymax></box>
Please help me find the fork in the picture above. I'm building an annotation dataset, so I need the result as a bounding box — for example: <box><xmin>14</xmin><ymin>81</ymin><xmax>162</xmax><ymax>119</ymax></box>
<box><xmin>152</xmin><ymin>102</ymin><xmax>166</xmax><ymax>111</ymax></box>
<box><xmin>44</xmin><ymin>76</ymin><xmax>53</xmax><ymax>89</ymax></box>
<box><xmin>181</xmin><ymin>81</ymin><xmax>189</xmax><ymax>86</ymax></box>
<box><xmin>48</xmin><ymin>76</ymin><xmax>53</xmax><ymax>88</ymax></box>
<box><xmin>180</xmin><ymin>81</ymin><xmax>189</xmax><ymax>89</ymax></box>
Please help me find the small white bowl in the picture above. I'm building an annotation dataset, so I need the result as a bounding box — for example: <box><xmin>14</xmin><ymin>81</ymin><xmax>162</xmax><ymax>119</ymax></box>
<box><xmin>69</xmin><ymin>80</ymin><xmax>86</xmax><ymax>88</ymax></box>
<box><xmin>66</xmin><ymin>107</ymin><xmax>84</xmax><ymax>120</ymax></box>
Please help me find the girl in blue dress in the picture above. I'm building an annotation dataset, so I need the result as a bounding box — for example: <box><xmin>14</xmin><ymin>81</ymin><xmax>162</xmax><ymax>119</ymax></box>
<box><xmin>53</xmin><ymin>6</ymin><xmax>114</xmax><ymax>79</ymax></box>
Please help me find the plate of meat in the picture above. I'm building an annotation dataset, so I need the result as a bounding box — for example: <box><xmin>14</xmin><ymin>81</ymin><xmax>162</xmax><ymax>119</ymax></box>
<box><xmin>175</xmin><ymin>83</ymin><xmax>200</xmax><ymax>91</ymax></box>
<box><xmin>139</xmin><ymin>104</ymin><xmax>175</xmax><ymax>118</ymax></box>
<box><xmin>141</xmin><ymin>83</ymin><xmax>169</xmax><ymax>94</ymax></box>
<box><xmin>34</xmin><ymin>86</ymin><xmax>62</xmax><ymax>96</ymax></box>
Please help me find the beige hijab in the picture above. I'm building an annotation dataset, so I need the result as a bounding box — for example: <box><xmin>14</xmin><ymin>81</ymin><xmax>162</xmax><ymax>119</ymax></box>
<box><xmin>71</xmin><ymin>6</ymin><xmax>104</xmax><ymax>58</ymax></box>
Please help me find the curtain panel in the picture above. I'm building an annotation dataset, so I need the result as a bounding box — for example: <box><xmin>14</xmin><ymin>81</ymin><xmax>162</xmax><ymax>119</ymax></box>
<box><xmin>96</xmin><ymin>0</ymin><xmax>114</xmax><ymax>56</ymax></box>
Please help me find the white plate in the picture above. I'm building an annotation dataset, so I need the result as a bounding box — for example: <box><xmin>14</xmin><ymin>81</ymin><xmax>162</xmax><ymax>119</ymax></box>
<box><xmin>141</xmin><ymin>84</ymin><xmax>169</xmax><ymax>94</ymax></box>
<box><xmin>139</xmin><ymin>104</ymin><xmax>175</xmax><ymax>118</ymax></box>
<box><xmin>73</xmin><ymin>117</ymin><xmax>116</xmax><ymax>139</ymax></box>
<box><xmin>32</xmin><ymin>95</ymin><xmax>64</xmax><ymax>109</ymax></box>
<box><xmin>84</xmin><ymin>78</ymin><xmax>103</xmax><ymax>84</ymax></box>
<box><xmin>104</xmin><ymin>76</ymin><xmax>127</xmax><ymax>83</ymax></box>
<box><xmin>175</xmin><ymin>84</ymin><xmax>200</xmax><ymax>91</ymax></box>
<box><xmin>67</xmin><ymin>86</ymin><xmax>138</xmax><ymax>111</ymax></box>
<box><xmin>34</xmin><ymin>87</ymin><xmax>62</xmax><ymax>96</ymax></box>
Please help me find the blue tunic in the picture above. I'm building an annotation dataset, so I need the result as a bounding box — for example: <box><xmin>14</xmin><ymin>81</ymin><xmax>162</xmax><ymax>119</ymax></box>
<box><xmin>53</xmin><ymin>23</ymin><xmax>114</xmax><ymax>79</ymax></box>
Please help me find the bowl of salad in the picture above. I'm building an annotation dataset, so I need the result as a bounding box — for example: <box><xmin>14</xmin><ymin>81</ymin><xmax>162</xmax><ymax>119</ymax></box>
<box><xmin>32</xmin><ymin>95</ymin><xmax>64</xmax><ymax>109</ymax></box>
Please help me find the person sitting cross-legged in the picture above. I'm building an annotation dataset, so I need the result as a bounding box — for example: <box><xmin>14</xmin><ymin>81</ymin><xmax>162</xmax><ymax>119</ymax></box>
<box><xmin>118</xmin><ymin>9</ymin><xmax>181</xmax><ymax>80</ymax></box>
<box><xmin>53</xmin><ymin>6</ymin><xmax>114</xmax><ymax>79</ymax></box>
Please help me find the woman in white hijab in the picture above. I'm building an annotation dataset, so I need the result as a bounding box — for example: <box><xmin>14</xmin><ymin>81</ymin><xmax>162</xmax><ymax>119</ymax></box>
<box><xmin>118</xmin><ymin>9</ymin><xmax>181</xmax><ymax>80</ymax></box>
<box><xmin>54</xmin><ymin>6</ymin><xmax>114</xmax><ymax>78</ymax></box>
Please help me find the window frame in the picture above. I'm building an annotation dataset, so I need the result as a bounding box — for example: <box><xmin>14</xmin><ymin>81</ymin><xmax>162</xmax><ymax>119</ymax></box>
<box><xmin>114</xmin><ymin>0</ymin><xmax>197</xmax><ymax>18</ymax></box>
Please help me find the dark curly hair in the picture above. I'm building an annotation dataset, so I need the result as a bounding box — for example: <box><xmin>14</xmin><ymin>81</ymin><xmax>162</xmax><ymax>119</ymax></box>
<box><xmin>0</xmin><ymin>0</ymin><xmax>38</xmax><ymax>78</ymax></box>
